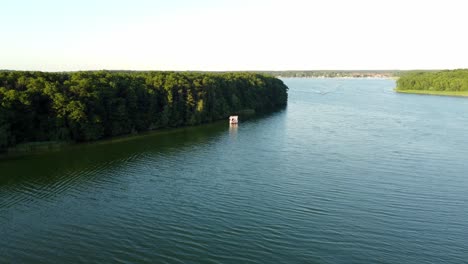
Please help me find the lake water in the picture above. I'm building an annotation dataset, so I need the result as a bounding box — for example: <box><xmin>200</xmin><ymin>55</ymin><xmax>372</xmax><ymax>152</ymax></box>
<box><xmin>1</xmin><ymin>78</ymin><xmax>467</xmax><ymax>263</ymax></box>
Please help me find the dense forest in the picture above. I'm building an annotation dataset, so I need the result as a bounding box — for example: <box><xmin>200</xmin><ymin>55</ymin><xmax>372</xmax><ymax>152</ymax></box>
<box><xmin>0</xmin><ymin>71</ymin><xmax>288</xmax><ymax>151</ymax></box>
<box><xmin>396</xmin><ymin>69</ymin><xmax>468</xmax><ymax>92</ymax></box>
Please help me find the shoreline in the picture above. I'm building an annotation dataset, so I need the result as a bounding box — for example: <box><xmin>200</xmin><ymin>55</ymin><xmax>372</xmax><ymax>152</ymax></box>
<box><xmin>0</xmin><ymin>121</ymin><xmax>226</xmax><ymax>160</ymax></box>
<box><xmin>0</xmin><ymin>108</ymin><xmax>270</xmax><ymax>160</ymax></box>
<box><xmin>395</xmin><ymin>89</ymin><xmax>468</xmax><ymax>97</ymax></box>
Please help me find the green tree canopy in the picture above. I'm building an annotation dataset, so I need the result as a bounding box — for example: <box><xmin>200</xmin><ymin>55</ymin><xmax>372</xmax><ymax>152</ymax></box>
<box><xmin>0</xmin><ymin>71</ymin><xmax>288</xmax><ymax>151</ymax></box>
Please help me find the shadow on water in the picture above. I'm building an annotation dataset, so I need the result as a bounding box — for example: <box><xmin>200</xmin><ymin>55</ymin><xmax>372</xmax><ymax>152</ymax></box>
<box><xmin>0</xmin><ymin>123</ymin><xmax>222</xmax><ymax>185</ymax></box>
<box><xmin>0</xmin><ymin>110</ymin><xmax>285</xmax><ymax>190</ymax></box>
<box><xmin>0</xmin><ymin>122</ymin><xmax>231</xmax><ymax>210</ymax></box>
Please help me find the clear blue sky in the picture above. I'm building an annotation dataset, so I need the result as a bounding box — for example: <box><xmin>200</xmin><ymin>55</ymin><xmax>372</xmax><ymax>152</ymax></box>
<box><xmin>1</xmin><ymin>0</ymin><xmax>467</xmax><ymax>71</ymax></box>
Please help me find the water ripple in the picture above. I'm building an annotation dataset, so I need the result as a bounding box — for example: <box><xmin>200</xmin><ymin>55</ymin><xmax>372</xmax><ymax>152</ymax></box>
<box><xmin>1</xmin><ymin>79</ymin><xmax>468</xmax><ymax>263</ymax></box>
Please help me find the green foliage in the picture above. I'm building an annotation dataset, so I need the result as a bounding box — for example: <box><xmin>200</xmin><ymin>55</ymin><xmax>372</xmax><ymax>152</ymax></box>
<box><xmin>0</xmin><ymin>71</ymin><xmax>288</xmax><ymax>151</ymax></box>
<box><xmin>396</xmin><ymin>69</ymin><xmax>468</xmax><ymax>92</ymax></box>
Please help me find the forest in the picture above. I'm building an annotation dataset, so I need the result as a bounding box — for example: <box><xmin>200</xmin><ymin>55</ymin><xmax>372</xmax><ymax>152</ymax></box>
<box><xmin>0</xmin><ymin>71</ymin><xmax>288</xmax><ymax>151</ymax></box>
<box><xmin>396</xmin><ymin>69</ymin><xmax>468</xmax><ymax>92</ymax></box>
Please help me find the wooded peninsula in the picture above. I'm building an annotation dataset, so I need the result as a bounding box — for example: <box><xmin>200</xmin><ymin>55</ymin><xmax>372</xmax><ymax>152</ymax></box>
<box><xmin>396</xmin><ymin>69</ymin><xmax>468</xmax><ymax>97</ymax></box>
<box><xmin>0</xmin><ymin>71</ymin><xmax>288</xmax><ymax>152</ymax></box>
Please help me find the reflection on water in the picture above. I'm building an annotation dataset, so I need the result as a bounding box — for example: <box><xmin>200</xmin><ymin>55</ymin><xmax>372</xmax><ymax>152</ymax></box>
<box><xmin>1</xmin><ymin>79</ymin><xmax>468</xmax><ymax>264</ymax></box>
<box><xmin>229</xmin><ymin>123</ymin><xmax>238</xmax><ymax>138</ymax></box>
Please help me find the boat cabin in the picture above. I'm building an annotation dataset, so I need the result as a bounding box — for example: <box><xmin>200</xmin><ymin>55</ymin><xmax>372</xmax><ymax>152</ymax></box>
<box><xmin>229</xmin><ymin>116</ymin><xmax>238</xmax><ymax>124</ymax></box>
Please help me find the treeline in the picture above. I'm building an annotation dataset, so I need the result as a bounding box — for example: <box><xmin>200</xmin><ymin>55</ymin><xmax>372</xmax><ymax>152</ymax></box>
<box><xmin>0</xmin><ymin>71</ymin><xmax>288</xmax><ymax>150</ymax></box>
<box><xmin>396</xmin><ymin>69</ymin><xmax>468</xmax><ymax>91</ymax></box>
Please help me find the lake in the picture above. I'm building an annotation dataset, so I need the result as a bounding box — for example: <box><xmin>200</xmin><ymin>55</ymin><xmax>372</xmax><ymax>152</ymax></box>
<box><xmin>1</xmin><ymin>78</ymin><xmax>467</xmax><ymax>263</ymax></box>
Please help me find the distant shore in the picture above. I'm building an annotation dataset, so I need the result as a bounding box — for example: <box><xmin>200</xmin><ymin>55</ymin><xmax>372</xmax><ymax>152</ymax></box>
<box><xmin>254</xmin><ymin>70</ymin><xmax>402</xmax><ymax>79</ymax></box>
<box><xmin>278</xmin><ymin>76</ymin><xmax>397</xmax><ymax>80</ymax></box>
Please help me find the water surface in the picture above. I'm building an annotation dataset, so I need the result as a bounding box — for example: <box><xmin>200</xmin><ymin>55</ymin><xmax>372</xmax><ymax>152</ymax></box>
<box><xmin>1</xmin><ymin>78</ymin><xmax>467</xmax><ymax>263</ymax></box>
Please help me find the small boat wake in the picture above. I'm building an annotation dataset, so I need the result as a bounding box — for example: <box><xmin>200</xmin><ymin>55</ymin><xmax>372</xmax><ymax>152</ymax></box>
<box><xmin>313</xmin><ymin>84</ymin><xmax>343</xmax><ymax>95</ymax></box>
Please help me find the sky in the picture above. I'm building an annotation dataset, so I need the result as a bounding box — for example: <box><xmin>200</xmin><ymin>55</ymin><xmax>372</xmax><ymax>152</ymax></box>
<box><xmin>1</xmin><ymin>0</ymin><xmax>467</xmax><ymax>71</ymax></box>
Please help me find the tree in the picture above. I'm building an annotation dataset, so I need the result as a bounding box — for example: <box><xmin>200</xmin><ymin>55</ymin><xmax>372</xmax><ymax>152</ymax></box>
<box><xmin>0</xmin><ymin>71</ymin><xmax>288</xmax><ymax>151</ymax></box>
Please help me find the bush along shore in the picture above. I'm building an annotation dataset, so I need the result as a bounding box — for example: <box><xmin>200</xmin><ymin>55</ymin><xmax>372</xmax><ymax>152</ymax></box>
<box><xmin>396</xmin><ymin>69</ymin><xmax>468</xmax><ymax>97</ymax></box>
<box><xmin>0</xmin><ymin>71</ymin><xmax>288</xmax><ymax>152</ymax></box>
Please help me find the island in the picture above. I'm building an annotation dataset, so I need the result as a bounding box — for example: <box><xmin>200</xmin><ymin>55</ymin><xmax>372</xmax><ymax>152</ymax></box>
<box><xmin>0</xmin><ymin>71</ymin><xmax>288</xmax><ymax>152</ymax></box>
<box><xmin>396</xmin><ymin>69</ymin><xmax>468</xmax><ymax>97</ymax></box>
